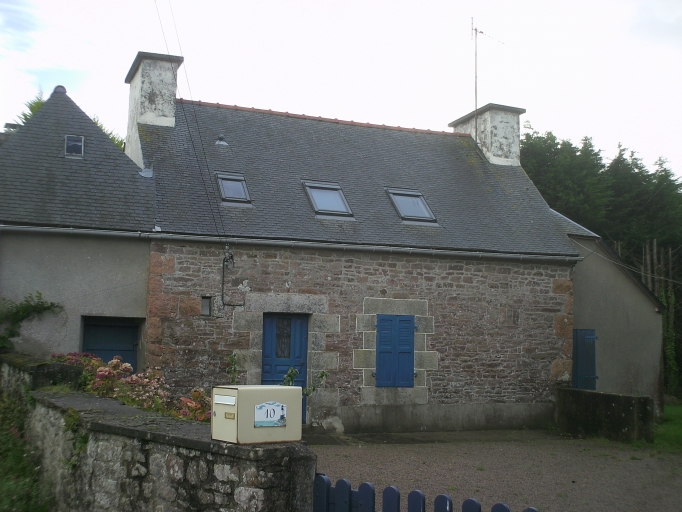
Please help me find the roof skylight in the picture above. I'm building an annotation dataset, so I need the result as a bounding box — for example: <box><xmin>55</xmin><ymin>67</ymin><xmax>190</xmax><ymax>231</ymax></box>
<box><xmin>304</xmin><ymin>181</ymin><xmax>352</xmax><ymax>216</ymax></box>
<box><xmin>65</xmin><ymin>135</ymin><xmax>84</xmax><ymax>157</ymax></box>
<box><xmin>387</xmin><ymin>188</ymin><xmax>436</xmax><ymax>222</ymax></box>
<box><xmin>217</xmin><ymin>173</ymin><xmax>250</xmax><ymax>203</ymax></box>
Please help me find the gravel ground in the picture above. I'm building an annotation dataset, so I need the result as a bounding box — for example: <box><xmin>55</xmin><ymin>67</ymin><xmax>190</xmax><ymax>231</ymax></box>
<box><xmin>308</xmin><ymin>430</ymin><xmax>682</xmax><ymax>512</ymax></box>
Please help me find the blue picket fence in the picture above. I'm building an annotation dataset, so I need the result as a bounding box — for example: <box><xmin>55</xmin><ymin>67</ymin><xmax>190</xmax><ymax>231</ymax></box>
<box><xmin>313</xmin><ymin>474</ymin><xmax>539</xmax><ymax>512</ymax></box>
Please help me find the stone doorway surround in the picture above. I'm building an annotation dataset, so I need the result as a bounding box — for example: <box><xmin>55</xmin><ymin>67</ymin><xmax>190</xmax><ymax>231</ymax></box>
<box><xmin>230</xmin><ymin>292</ymin><xmax>341</xmax><ymax>413</ymax></box>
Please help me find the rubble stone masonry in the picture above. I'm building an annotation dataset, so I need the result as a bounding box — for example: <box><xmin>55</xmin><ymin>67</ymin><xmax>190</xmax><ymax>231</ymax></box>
<box><xmin>145</xmin><ymin>242</ymin><xmax>573</xmax><ymax>423</ymax></box>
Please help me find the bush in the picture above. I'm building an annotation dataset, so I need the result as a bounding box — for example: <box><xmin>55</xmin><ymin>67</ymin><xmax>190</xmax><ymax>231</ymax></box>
<box><xmin>49</xmin><ymin>353</ymin><xmax>211</xmax><ymax>422</ymax></box>
<box><xmin>0</xmin><ymin>392</ymin><xmax>53</xmax><ymax>511</ymax></box>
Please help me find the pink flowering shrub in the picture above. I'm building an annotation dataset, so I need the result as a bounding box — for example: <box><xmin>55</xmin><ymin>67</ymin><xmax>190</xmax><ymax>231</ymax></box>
<box><xmin>113</xmin><ymin>368</ymin><xmax>171</xmax><ymax>413</ymax></box>
<box><xmin>172</xmin><ymin>388</ymin><xmax>212</xmax><ymax>422</ymax></box>
<box><xmin>49</xmin><ymin>353</ymin><xmax>211</xmax><ymax>422</ymax></box>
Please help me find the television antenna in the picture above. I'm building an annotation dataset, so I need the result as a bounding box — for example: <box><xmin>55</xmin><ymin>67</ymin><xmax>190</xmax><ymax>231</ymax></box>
<box><xmin>471</xmin><ymin>18</ymin><xmax>504</xmax><ymax>146</ymax></box>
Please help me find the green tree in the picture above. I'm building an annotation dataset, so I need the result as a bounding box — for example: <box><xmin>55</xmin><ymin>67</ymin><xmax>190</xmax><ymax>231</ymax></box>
<box><xmin>14</xmin><ymin>90</ymin><xmax>124</xmax><ymax>150</ymax></box>
<box><xmin>520</xmin><ymin>130</ymin><xmax>611</xmax><ymax>233</ymax></box>
<box><xmin>521</xmin><ymin>131</ymin><xmax>682</xmax><ymax>396</ymax></box>
<box><xmin>15</xmin><ymin>89</ymin><xmax>46</xmax><ymax>125</ymax></box>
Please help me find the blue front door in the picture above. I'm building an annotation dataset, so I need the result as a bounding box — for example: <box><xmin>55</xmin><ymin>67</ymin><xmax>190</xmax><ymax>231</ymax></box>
<box><xmin>262</xmin><ymin>313</ymin><xmax>308</xmax><ymax>422</ymax></box>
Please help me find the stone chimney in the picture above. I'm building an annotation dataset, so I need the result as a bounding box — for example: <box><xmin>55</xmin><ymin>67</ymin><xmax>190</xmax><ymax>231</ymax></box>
<box><xmin>449</xmin><ymin>103</ymin><xmax>526</xmax><ymax>166</ymax></box>
<box><xmin>124</xmin><ymin>51</ymin><xmax>184</xmax><ymax>168</ymax></box>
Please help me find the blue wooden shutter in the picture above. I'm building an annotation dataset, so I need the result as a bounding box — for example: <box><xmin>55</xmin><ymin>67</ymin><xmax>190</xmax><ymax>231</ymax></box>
<box><xmin>376</xmin><ymin>315</ymin><xmax>414</xmax><ymax>387</ymax></box>
<box><xmin>396</xmin><ymin>316</ymin><xmax>415</xmax><ymax>387</ymax></box>
<box><xmin>376</xmin><ymin>315</ymin><xmax>395</xmax><ymax>386</ymax></box>
<box><xmin>572</xmin><ymin>329</ymin><xmax>597</xmax><ymax>390</ymax></box>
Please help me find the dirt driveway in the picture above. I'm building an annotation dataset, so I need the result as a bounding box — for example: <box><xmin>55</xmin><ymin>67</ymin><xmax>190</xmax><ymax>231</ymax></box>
<box><xmin>308</xmin><ymin>430</ymin><xmax>682</xmax><ymax>512</ymax></box>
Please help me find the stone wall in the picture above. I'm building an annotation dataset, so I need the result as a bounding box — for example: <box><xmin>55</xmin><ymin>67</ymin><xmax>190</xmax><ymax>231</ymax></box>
<box><xmin>556</xmin><ymin>387</ymin><xmax>654</xmax><ymax>442</ymax></box>
<box><xmin>0</xmin><ymin>351</ymin><xmax>82</xmax><ymax>398</ymax></box>
<box><xmin>27</xmin><ymin>390</ymin><xmax>316</xmax><ymax>512</ymax></box>
<box><xmin>145</xmin><ymin>242</ymin><xmax>573</xmax><ymax>431</ymax></box>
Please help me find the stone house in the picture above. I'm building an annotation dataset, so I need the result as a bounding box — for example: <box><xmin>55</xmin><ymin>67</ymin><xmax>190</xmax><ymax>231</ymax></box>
<box><xmin>0</xmin><ymin>51</ymin><xmax>662</xmax><ymax>432</ymax></box>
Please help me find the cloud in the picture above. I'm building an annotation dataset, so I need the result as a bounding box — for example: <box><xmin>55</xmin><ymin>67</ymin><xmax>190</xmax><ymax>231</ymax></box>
<box><xmin>0</xmin><ymin>0</ymin><xmax>37</xmax><ymax>52</ymax></box>
<box><xmin>632</xmin><ymin>0</ymin><xmax>682</xmax><ymax>45</ymax></box>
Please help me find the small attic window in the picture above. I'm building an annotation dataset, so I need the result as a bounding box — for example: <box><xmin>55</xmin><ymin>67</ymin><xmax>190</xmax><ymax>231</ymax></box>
<box><xmin>304</xmin><ymin>181</ymin><xmax>353</xmax><ymax>216</ymax></box>
<box><xmin>65</xmin><ymin>135</ymin><xmax>84</xmax><ymax>157</ymax></box>
<box><xmin>387</xmin><ymin>188</ymin><xmax>436</xmax><ymax>222</ymax></box>
<box><xmin>217</xmin><ymin>173</ymin><xmax>250</xmax><ymax>203</ymax></box>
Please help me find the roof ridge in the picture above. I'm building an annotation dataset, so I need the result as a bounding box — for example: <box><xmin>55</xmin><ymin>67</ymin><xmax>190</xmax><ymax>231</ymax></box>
<box><xmin>176</xmin><ymin>98</ymin><xmax>469</xmax><ymax>137</ymax></box>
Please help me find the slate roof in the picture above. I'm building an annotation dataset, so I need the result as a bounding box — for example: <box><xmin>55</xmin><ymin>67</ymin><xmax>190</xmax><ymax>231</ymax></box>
<box><xmin>0</xmin><ymin>88</ymin><xmax>155</xmax><ymax>232</ymax></box>
<box><xmin>550</xmin><ymin>209</ymin><xmax>599</xmax><ymax>238</ymax></box>
<box><xmin>139</xmin><ymin>100</ymin><xmax>580</xmax><ymax>257</ymax></box>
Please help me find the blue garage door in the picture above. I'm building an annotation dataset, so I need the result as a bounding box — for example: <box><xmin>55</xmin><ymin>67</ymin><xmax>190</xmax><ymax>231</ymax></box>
<box><xmin>82</xmin><ymin>317</ymin><xmax>140</xmax><ymax>372</ymax></box>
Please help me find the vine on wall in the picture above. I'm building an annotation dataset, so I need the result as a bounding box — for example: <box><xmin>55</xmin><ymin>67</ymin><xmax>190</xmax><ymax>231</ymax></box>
<box><xmin>0</xmin><ymin>292</ymin><xmax>62</xmax><ymax>348</ymax></box>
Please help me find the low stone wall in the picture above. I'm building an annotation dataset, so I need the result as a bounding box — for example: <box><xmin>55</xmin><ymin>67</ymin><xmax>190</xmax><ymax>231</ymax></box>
<box><xmin>2</xmin><ymin>352</ymin><xmax>316</xmax><ymax>512</ymax></box>
<box><xmin>28</xmin><ymin>390</ymin><xmax>316</xmax><ymax>512</ymax></box>
<box><xmin>556</xmin><ymin>388</ymin><xmax>654</xmax><ymax>442</ymax></box>
<box><xmin>0</xmin><ymin>351</ymin><xmax>82</xmax><ymax>398</ymax></box>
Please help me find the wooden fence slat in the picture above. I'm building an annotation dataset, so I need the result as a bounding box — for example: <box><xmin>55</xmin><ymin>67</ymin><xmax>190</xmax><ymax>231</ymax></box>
<box><xmin>314</xmin><ymin>474</ymin><xmax>332</xmax><ymax>512</ymax></box>
<box><xmin>407</xmin><ymin>490</ymin><xmax>426</xmax><ymax>512</ymax></box>
<box><xmin>434</xmin><ymin>494</ymin><xmax>454</xmax><ymax>512</ymax></box>
<box><xmin>358</xmin><ymin>482</ymin><xmax>376</xmax><ymax>512</ymax></box>
<box><xmin>383</xmin><ymin>486</ymin><xmax>400</xmax><ymax>512</ymax></box>
<box><xmin>490</xmin><ymin>504</ymin><xmax>511</xmax><ymax>512</ymax></box>
<box><xmin>335</xmin><ymin>479</ymin><xmax>352</xmax><ymax>512</ymax></box>
<box><xmin>461</xmin><ymin>498</ymin><xmax>482</xmax><ymax>512</ymax></box>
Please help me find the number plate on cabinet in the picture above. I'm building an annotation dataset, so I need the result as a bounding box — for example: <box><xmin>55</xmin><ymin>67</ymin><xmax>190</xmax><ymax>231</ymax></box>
<box><xmin>254</xmin><ymin>401</ymin><xmax>287</xmax><ymax>428</ymax></box>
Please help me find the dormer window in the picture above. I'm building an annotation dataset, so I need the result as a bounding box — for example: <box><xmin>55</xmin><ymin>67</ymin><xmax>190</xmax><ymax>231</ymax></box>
<box><xmin>387</xmin><ymin>188</ymin><xmax>436</xmax><ymax>222</ymax></box>
<box><xmin>217</xmin><ymin>173</ymin><xmax>250</xmax><ymax>203</ymax></box>
<box><xmin>65</xmin><ymin>135</ymin><xmax>84</xmax><ymax>157</ymax></box>
<box><xmin>303</xmin><ymin>181</ymin><xmax>353</xmax><ymax>216</ymax></box>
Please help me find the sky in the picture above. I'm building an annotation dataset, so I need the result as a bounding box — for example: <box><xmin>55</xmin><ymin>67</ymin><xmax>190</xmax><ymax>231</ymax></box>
<box><xmin>1</xmin><ymin>0</ymin><xmax>681</xmax><ymax>175</ymax></box>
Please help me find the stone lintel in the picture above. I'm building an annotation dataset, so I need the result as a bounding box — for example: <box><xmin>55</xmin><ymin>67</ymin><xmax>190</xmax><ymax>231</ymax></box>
<box><xmin>363</xmin><ymin>298</ymin><xmax>428</xmax><ymax>316</ymax></box>
<box><xmin>245</xmin><ymin>293</ymin><xmax>328</xmax><ymax>314</ymax></box>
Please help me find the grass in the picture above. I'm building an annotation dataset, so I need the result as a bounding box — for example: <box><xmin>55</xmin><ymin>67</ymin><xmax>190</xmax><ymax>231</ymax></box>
<box><xmin>0</xmin><ymin>392</ymin><xmax>53</xmax><ymax>512</ymax></box>
<box><xmin>630</xmin><ymin>404</ymin><xmax>682</xmax><ymax>453</ymax></box>
<box><xmin>652</xmin><ymin>404</ymin><xmax>682</xmax><ymax>452</ymax></box>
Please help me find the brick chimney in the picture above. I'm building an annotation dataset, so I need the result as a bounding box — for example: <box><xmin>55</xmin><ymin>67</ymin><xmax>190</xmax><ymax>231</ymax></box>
<box><xmin>124</xmin><ymin>51</ymin><xmax>184</xmax><ymax>168</ymax></box>
<box><xmin>449</xmin><ymin>103</ymin><xmax>526</xmax><ymax>166</ymax></box>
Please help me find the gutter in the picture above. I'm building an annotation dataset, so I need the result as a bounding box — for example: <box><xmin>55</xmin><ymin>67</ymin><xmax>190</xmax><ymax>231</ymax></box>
<box><xmin>0</xmin><ymin>224</ymin><xmax>583</xmax><ymax>263</ymax></box>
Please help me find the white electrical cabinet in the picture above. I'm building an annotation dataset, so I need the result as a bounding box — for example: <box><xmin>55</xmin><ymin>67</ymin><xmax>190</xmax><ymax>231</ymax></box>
<box><xmin>211</xmin><ymin>385</ymin><xmax>303</xmax><ymax>444</ymax></box>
